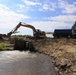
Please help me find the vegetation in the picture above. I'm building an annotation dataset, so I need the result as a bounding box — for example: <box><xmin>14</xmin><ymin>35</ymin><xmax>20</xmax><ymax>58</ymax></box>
<box><xmin>11</xmin><ymin>35</ymin><xmax>33</xmax><ymax>39</ymax></box>
<box><xmin>0</xmin><ymin>43</ymin><xmax>5</xmax><ymax>50</ymax></box>
<box><xmin>0</xmin><ymin>43</ymin><xmax>14</xmax><ymax>51</ymax></box>
<box><xmin>72</xmin><ymin>21</ymin><xmax>76</xmax><ymax>29</ymax></box>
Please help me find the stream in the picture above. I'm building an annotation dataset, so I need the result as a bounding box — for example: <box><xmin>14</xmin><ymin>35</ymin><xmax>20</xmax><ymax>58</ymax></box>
<box><xmin>0</xmin><ymin>51</ymin><xmax>56</xmax><ymax>75</ymax></box>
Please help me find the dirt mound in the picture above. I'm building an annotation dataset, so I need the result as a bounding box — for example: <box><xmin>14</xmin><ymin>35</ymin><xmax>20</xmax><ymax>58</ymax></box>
<box><xmin>33</xmin><ymin>38</ymin><xmax>76</xmax><ymax>75</ymax></box>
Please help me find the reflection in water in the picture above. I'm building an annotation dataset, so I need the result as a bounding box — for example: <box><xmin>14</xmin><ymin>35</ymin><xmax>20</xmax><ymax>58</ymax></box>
<box><xmin>0</xmin><ymin>51</ymin><xmax>56</xmax><ymax>75</ymax></box>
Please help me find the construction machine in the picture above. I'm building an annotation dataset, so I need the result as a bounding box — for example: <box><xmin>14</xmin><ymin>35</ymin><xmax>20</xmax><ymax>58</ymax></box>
<box><xmin>7</xmin><ymin>22</ymin><xmax>46</xmax><ymax>39</ymax></box>
<box><xmin>45</xmin><ymin>32</ymin><xmax>53</xmax><ymax>34</ymax></box>
<box><xmin>53</xmin><ymin>22</ymin><xmax>76</xmax><ymax>38</ymax></box>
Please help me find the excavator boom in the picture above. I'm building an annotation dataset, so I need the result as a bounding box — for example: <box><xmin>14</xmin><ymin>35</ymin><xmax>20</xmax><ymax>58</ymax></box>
<box><xmin>7</xmin><ymin>22</ymin><xmax>21</xmax><ymax>37</ymax></box>
<box><xmin>45</xmin><ymin>32</ymin><xmax>53</xmax><ymax>34</ymax></box>
<box><xmin>7</xmin><ymin>22</ymin><xmax>46</xmax><ymax>39</ymax></box>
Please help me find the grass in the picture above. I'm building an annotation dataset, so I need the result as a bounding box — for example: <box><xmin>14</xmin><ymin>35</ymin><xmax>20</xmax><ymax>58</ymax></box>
<box><xmin>0</xmin><ymin>43</ymin><xmax>5</xmax><ymax>50</ymax></box>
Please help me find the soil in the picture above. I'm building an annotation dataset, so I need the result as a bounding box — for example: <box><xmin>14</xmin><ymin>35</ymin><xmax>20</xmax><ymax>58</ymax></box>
<box><xmin>33</xmin><ymin>38</ymin><xmax>76</xmax><ymax>75</ymax></box>
<box><xmin>0</xmin><ymin>37</ymin><xmax>76</xmax><ymax>75</ymax></box>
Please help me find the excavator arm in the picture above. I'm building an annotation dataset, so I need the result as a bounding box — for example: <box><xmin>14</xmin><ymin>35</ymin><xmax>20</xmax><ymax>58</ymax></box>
<box><xmin>7</xmin><ymin>22</ymin><xmax>22</xmax><ymax>37</ymax></box>
<box><xmin>21</xmin><ymin>22</ymin><xmax>36</xmax><ymax>32</ymax></box>
<box><xmin>7</xmin><ymin>22</ymin><xmax>46</xmax><ymax>39</ymax></box>
<box><xmin>45</xmin><ymin>32</ymin><xmax>53</xmax><ymax>34</ymax></box>
<box><xmin>7</xmin><ymin>22</ymin><xmax>37</xmax><ymax>37</ymax></box>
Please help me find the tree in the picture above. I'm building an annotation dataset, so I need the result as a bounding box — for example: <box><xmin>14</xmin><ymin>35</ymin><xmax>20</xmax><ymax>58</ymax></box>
<box><xmin>72</xmin><ymin>21</ymin><xmax>76</xmax><ymax>29</ymax></box>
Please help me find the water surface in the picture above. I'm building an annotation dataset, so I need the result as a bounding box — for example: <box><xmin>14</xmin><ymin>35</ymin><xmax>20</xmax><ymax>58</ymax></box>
<box><xmin>0</xmin><ymin>51</ymin><xmax>56</xmax><ymax>75</ymax></box>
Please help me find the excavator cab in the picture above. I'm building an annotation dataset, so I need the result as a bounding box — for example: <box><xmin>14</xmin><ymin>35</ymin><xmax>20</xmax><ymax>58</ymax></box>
<box><xmin>33</xmin><ymin>29</ymin><xmax>46</xmax><ymax>39</ymax></box>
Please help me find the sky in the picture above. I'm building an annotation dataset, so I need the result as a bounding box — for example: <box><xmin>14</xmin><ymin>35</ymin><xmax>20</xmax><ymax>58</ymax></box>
<box><xmin>0</xmin><ymin>0</ymin><xmax>76</xmax><ymax>36</ymax></box>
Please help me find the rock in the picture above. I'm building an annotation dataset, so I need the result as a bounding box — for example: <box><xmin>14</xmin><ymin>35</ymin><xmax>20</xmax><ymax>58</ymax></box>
<box><xmin>71</xmin><ymin>66</ymin><xmax>76</xmax><ymax>72</ymax></box>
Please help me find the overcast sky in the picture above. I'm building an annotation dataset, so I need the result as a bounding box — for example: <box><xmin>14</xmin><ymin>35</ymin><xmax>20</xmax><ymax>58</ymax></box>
<box><xmin>0</xmin><ymin>0</ymin><xmax>76</xmax><ymax>35</ymax></box>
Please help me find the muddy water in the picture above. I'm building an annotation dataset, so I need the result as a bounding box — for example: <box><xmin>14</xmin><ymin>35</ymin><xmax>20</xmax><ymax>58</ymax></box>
<box><xmin>0</xmin><ymin>51</ymin><xmax>56</xmax><ymax>75</ymax></box>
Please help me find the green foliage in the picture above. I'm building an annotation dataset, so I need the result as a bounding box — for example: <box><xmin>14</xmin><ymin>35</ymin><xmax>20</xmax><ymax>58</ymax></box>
<box><xmin>11</xmin><ymin>35</ymin><xmax>25</xmax><ymax>38</ymax></box>
<box><xmin>11</xmin><ymin>35</ymin><xmax>33</xmax><ymax>39</ymax></box>
<box><xmin>72</xmin><ymin>22</ymin><xmax>76</xmax><ymax>29</ymax></box>
<box><xmin>0</xmin><ymin>43</ymin><xmax>5</xmax><ymax>50</ymax></box>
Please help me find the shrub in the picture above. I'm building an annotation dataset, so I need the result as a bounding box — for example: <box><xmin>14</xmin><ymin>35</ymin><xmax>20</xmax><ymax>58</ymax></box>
<box><xmin>0</xmin><ymin>43</ymin><xmax>5</xmax><ymax>50</ymax></box>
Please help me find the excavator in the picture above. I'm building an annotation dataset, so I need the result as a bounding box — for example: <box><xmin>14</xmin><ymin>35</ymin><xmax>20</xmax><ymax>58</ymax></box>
<box><xmin>7</xmin><ymin>22</ymin><xmax>46</xmax><ymax>39</ymax></box>
<box><xmin>45</xmin><ymin>32</ymin><xmax>53</xmax><ymax>34</ymax></box>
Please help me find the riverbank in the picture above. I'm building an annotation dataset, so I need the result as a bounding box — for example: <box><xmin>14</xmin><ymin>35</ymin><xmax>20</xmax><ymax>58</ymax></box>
<box><xmin>33</xmin><ymin>38</ymin><xmax>76</xmax><ymax>75</ymax></box>
<box><xmin>0</xmin><ymin>38</ymin><xmax>76</xmax><ymax>75</ymax></box>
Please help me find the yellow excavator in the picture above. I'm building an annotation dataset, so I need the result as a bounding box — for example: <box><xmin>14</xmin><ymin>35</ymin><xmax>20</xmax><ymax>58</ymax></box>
<box><xmin>45</xmin><ymin>32</ymin><xmax>53</xmax><ymax>34</ymax></box>
<box><xmin>7</xmin><ymin>22</ymin><xmax>46</xmax><ymax>39</ymax></box>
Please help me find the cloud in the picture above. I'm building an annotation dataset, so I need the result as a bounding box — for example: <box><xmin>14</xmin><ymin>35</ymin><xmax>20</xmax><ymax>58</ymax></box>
<box><xmin>22</xmin><ymin>0</ymin><xmax>57</xmax><ymax>12</ymax></box>
<box><xmin>42</xmin><ymin>3</ymin><xmax>56</xmax><ymax>11</ymax></box>
<box><xmin>22</xmin><ymin>0</ymin><xmax>41</xmax><ymax>6</ymax></box>
<box><xmin>29</xmin><ymin>21</ymin><xmax>72</xmax><ymax>32</ymax></box>
<box><xmin>45</xmin><ymin>15</ymin><xmax>76</xmax><ymax>22</ymax></box>
<box><xmin>73</xmin><ymin>2</ymin><xmax>76</xmax><ymax>4</ymax></box>
<box><xmin>17</xmin><ymin>4</ymin><xmax>26</xmax><ymax>12</ymax></box>
<box><xmin>58</xmin><ymin>0</ymin><xmax>76</xmax><ymax>14</ymax></box>
<box><xmin>0</xmin><ymin>0</ymin><xmax>75</xmax><ymax>35</ymax></box>
<box><xmin>0</xmin><ymin>4</ymin><xmax>30</xmax><ymax>28</ymax></box>
<box><xmin>16</xmin><ymin>0</ymin><xmax>76</xmax><ymax>14</ymax></box>
<box><xmin>39</xmin><ymin>1</ymin><xmax>57</xmax><ymax>11</ymax></box>
<box><xmin>43</xmin><ymin>4</ymin><xmax>49</xmax><ymax>10</ymax></box>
